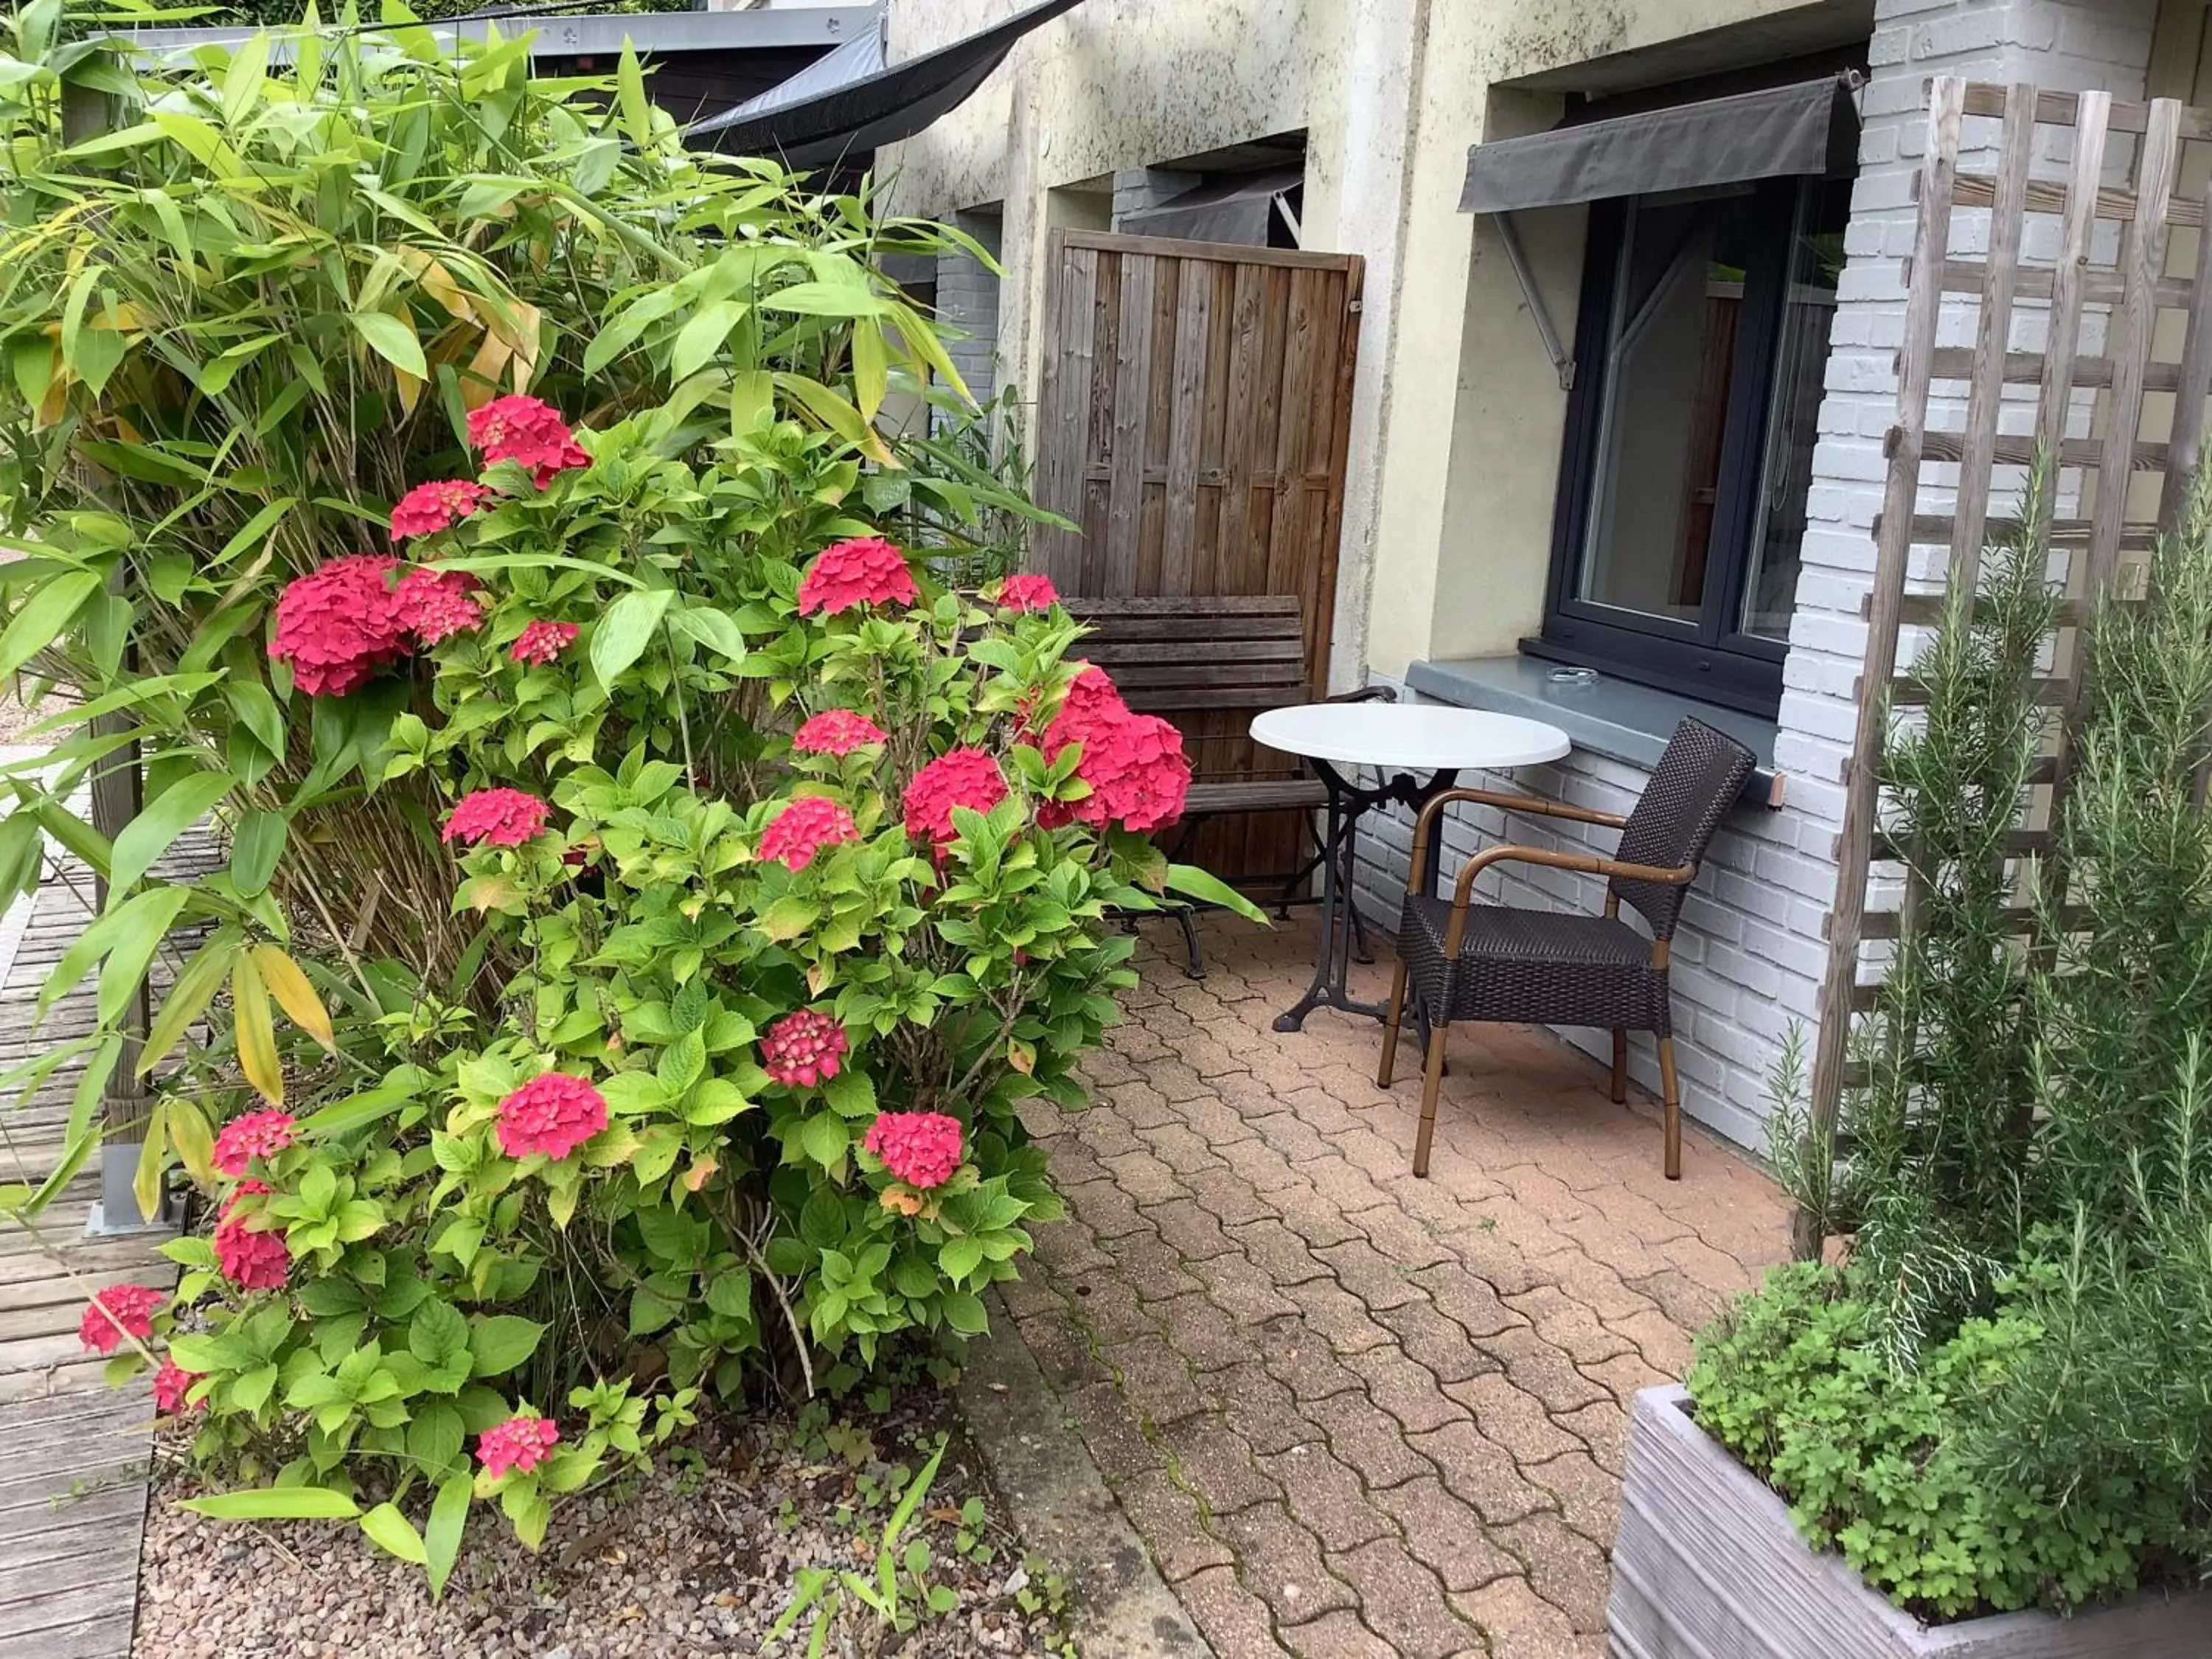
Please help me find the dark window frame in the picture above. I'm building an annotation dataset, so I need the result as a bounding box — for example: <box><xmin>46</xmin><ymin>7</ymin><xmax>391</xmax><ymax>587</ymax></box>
<box><xmin>1523</xmin><ymin>176</ymin><xmax>1839</xmax><ymax>717</ymax></box>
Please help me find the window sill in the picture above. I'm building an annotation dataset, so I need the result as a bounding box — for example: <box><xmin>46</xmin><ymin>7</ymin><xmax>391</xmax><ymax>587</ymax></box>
<box><xmin>1405</xmin><ymin>655</ymin><xmax>1784</xmax><ymax>808</ymax></box>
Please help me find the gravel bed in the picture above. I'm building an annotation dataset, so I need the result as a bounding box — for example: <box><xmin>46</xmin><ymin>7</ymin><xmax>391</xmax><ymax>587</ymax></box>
<box><xmin>134</xmin><ymin>1388</ymin><xmax>1071</xmax><ymax>1659</ymax></box>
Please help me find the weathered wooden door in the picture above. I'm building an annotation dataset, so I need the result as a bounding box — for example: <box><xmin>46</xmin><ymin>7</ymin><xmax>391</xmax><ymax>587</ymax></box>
<box><xmin>1031</xmin><ymin>229</ymin><xmax>1365</xmax><ymax>878</ymax></box>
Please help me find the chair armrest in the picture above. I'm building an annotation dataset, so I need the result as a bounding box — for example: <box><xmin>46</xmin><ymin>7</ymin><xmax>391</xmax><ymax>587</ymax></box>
<box><xmin>1324</xmin><ymin>684</ymin><xmax>1397</xmax><ymax>704</ymax></box>
<box><xmin>1404</xmin><ymin>787</ymin><xmax>1629</xmax><ymax>893</ymax></box>
<box><xmin>1436</xmin><ymin>844</ymin><xmax>1695</xmax><ymax>953</ymax></box>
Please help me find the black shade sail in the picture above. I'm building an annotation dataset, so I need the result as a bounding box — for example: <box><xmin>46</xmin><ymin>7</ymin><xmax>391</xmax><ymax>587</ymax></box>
<box><xmin>686</xmin><ymin>0</ymin><xmax>1086</xmax><ymax>166</ymax></box>
<box><xmin>1458</xmin><ymin>74</ymin><xmax>1860</xmax><ymax>215</ymax></box>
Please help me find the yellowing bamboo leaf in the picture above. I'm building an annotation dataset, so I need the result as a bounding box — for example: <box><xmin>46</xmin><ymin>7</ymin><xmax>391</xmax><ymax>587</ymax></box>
<box><xmin>350</xmin><ymin>310</ymin><xmax>428</xmax><ymax>381</ymax></box>
<box><xmin>462</xmin><ymin>329</ymin><xmax>512</xmax><ymax>406</ymax></box>
<box><xmin>133</xmin><ymin>1099</ymin><xmax>167</xmax><ymax>1225</ymax></box>
<box><xmin>231</xmin><ymin>950</ymin><xmax>282</xmax><ymax>1105</ymax></box>
<box><xmin>395</xmin><ymin>368</ymin><xmax>424</xmax><ymax>415</ymax></box>
<box><xmin>167</xmin><ymin>1097</ymin><xmax>216</xmax><ymax>1186</ymax></box>
<box><xmin>251</xmin><ymin>944</ymin><xmax>335</xmax><ymax>1053</ymax></box>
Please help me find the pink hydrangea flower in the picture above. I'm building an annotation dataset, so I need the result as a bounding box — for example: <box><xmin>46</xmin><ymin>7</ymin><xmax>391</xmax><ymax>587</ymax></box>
<box><xmin>213</xmin><ymin>1184</ymin><xmax>290</xmax><ymax>1291</ymax></box>
<box><xmin>212</xmin><ymin>1110</ymin><xmax>296</xmax><ymax>1178</ymax></box>
<box><xmin>442</xmin><ymin>787</ymin><xmax>551</xmax><ymax>848</ymax></box>
<box><xmin>268</xmin><ymin>554</ymin><xmax>409</xmax><ymax>698</ymax></box>
<box><xmin>863</xmin><ymin>1111</ymin><xmax>964</xmax><ymax>1191</ymax></box>
<box><xmin>759</xmin><ymin>796</ymin><xmax>860</xmax><ymax>872</ymax></box>
<box><xmin>153</xmin><ymin>1357</ymin><xmax>203</xmax><ymax>1414</ymax></box>
<box><xmin>902</xmin><ymin>748</ymin><xmax>1008</xmax><ymax>847</ymax></box>
<box><xmin>759</xmin><ymin>1009</ymin><xmax>849</xmax><ymax>1089</ymax></box>
<box><xmin>991</xmin><ymin>573</ymin><xmax>1059</xmax><ymax>613</ymax></box>
<box><xmin>792</xmin><ymin>709</ymin><xmax>888</xmax><ymax>757</ymax></box>
<box><xmin>466</xmin><ymin>395</ymin><xmax>588</xmax><ymax>487</ymax></box>
<box><xmin>393</xmin><ymin>568</ymin><xmax>484</xmax><ymax>646</ymax></box>
<box><xmin>1039</xmin><ymin>665</ymin><xmax>1190</xmax><ymax>832</ymax></box>
<box><xmin>78</xmin><ymin>1284</ymin><xmax>164</xmax><ymax>1355</ymax></box>
<box><xmin>390</xmin><ymin>479</ymin><xmax>492</xmax><ymax>540</ymax></box>
<box><xmin>477</xmin><ymin>1413</ymin><xmax>560</xmax><ymax>1479</ymax></box>
<box><xmin>796</xmin><ymin>536</ymin><xmax>919</xmax><ymax>617</ymax></box>
<box><xmin>510</xmin><ymin>619</ymin><xmax>578</xmax><ymax>666</ymax></box>
<box><xmin>495</xmin><ymin>1074</ymin><xmax>608</xmax><ymax>1161</ymax></box>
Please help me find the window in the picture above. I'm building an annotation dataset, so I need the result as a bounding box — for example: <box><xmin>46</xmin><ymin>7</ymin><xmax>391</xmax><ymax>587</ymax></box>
<box><xmin>1528</xmin><ymin>175</ymin><xmax>1849</xmax><ymax>714</ymax></box>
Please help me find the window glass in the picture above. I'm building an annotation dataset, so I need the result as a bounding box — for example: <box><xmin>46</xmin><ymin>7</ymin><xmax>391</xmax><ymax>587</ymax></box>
<box><xmin>1740</xmin><ymin>178</ymin><xmax>1849</xmax><ymax>642</ymax></box>
<box><xmin>1576</xmin><ymin>190</ymin><xmax>1761</xmax><ymax>628</ymax></box>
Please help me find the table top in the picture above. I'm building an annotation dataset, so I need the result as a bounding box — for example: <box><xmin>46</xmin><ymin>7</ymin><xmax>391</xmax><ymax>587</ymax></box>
<box><xmin>1250</xmin><ymin>702</ymin><xmax>1571</xmax><ymax>772</ymax></box>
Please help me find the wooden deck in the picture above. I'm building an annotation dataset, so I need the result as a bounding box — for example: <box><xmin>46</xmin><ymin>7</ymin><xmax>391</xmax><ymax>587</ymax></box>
<box><xmin>0</xmin><ymin>830</ymin><xmax>212</xmax><ymax>1659</ymax></box>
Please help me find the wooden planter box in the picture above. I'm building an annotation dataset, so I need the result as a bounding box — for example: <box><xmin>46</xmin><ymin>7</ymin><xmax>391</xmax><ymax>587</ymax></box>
<box><xmin>1609</xmin><ymin>1385</ymin><xmax>2211</xmax><ymax>1659</ymax></box>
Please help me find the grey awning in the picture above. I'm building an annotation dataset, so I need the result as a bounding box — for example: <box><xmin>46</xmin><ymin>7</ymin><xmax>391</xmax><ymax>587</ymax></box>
<box><xmin>687</xmin><ymin>0</ymin><xmax>1085</xmax><ymax>167</ymax></box>
<box><xmin>1120</xmin><ymin>167</ymin><xmax>1303</xmax><ymax>246</ymax></box>
<box><xmin>1458</xmin><ymin>74</ymin><xmax>1859</xmax><ymax>215</ymax></box>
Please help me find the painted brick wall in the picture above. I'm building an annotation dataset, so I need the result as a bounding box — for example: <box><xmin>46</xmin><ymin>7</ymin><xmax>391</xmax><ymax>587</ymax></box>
<box><xmin>934</xmin><ymin>209</ymin><xmax>1004</xmax><ymax>417</ymax></box>
<box><xmin>1349</xmin><ymin>0</ymin><xmax>2158</xmax><ymax>1157</ymax></box>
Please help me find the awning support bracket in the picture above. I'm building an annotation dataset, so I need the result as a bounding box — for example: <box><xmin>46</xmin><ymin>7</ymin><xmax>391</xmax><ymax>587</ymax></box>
<box><xmin>1493</xmin><ymin>212</ymin><xmax>1574</xmax><ymax>392</ymax></box>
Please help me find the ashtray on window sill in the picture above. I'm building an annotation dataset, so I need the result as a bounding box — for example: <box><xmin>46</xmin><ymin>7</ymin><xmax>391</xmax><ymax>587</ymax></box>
<box><xmin>1548</xmin><ymin>666</ymin><xmax>1600</xmax><ymax>689</ymax></box>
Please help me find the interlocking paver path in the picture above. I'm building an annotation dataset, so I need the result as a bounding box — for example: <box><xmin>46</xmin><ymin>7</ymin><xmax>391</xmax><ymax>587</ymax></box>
<box><xmin>1011</xmin><ymin>915</ymin><xmax>1792</xmax><ymax>1659</ymax></box>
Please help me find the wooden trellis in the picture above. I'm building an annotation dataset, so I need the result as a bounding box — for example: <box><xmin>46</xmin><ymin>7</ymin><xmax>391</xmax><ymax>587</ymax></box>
<box><xmin>1802</xmin><ymin>76</ymin><xmax>2212</xmax><ymax>1254</ymax></box>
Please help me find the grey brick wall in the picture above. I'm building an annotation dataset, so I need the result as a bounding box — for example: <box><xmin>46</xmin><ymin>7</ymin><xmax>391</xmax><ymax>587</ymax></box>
<box><xmin>1349</xmin><ymin>0</ymin><xmax>2158</xmax><ymax>1158</ymax></box>
<box><xmin>935</xmin><ymin>209</ymin><xmax>1004</xmax><ymax>418</ymax></box>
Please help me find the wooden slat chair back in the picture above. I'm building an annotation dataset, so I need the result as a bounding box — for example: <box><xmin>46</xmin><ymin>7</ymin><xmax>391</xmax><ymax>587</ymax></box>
<box><xmin>1062</xmin><ymin>594</ymin><xmax>1389</xmax><ymax>975</ymax></box>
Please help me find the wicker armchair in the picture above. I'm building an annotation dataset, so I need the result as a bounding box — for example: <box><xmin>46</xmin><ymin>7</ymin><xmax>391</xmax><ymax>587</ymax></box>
<box><xmin>1377</xmin><ymin>719</ymin><xmax>1755</xmax><ymax>1181</ymax></box>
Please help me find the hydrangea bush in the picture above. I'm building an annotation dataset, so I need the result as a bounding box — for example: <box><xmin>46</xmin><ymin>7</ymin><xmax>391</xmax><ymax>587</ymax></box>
<box><xmin>65</xmin><ymin>392</ymin><xmax>1248</xmax><ymax>1585</ymax></box>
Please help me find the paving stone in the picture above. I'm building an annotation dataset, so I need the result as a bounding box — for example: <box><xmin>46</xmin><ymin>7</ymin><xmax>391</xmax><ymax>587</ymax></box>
<box><xmin>1257</xmin><ymin>1318</ymin><xmax>1369</xmax><ymax>1403</ymax></box>
<box><xmin>1102</xmin><ymin>1333</ymin><xmax>1208</xmax><ymax>1429</ymax></box>
<box><xmin>1015</xmin><ymin>1311</ymin><xmax>1107</xmax><ymax>1394</ymax></box>
<box><xmin>1492</xmin><ymin>1511</ymin><xmax>1611</xmax><ymax>1631</ymax></box>
<box><xmin>1159</xmin><ymin>1413</ymin><xmax>1286</xmax><ymax>1514</ymax></box>
<box><xmin>1253</xmin><ymin>1109</ymin><xmax>1340</xmax><ymax>1164</ymax></box>
<box><xmin>1405</xmin><ymin>1420</ymin><xmax>1554</xmax><ymax>1526</ymax></box>
<box><xmin>1579</xmin><ymin>1346</ymin><xmax>1674</xmax><ymax>1408</ymax></box>
<box><xmin>1343</xmin><ymin>1344</ymin><xmax>1473</xmax><ymax>1436</ymax></box>
<box><xmin>1282</xmin><ymin>1609</ymin><xmax>1399</xmax><ymax>1659</ymax></box>
<box><xmin>1032</xmin><ymin>1217</ymin><xmax>1113</xmax><ymax>1276</ymax></box>
<box><xmin>1409</xmin><ymin>1264</ymin><xmax>1523</xmax><ymax>1340</ymax></box>
<box><xmin>1443</xmin><ymin>1371</ymin><xmax>1585</xmax><ymax>1465</ymax></box>
<box><xmin>1301</xmin><ymin>1155</ymin><xmax>1397</xmax><ymax>1217</ymax></box>
<box><xmin>1259</xmin><ymin>1442</ymin><xmax>1397</xmax><ymax>1554</ymax></box>
<box><xmin>1374</xmin><ymin>1475</ymin><xmax>1523</xmax><ymax>1593</ymax></box>
<box><xmin>1106</xmin><ymin>1077</ymin><xmax>1181</xmax><ymax>1129</ymax></box>
<box><xmin>1276</xmin><ymin>1277</ymin><xmax>1399</xmax><ymax>1358</ymax></box>
<box><xmin>1116</xmin><ymin>1467</ymin><xmax>1234</xmax><ymax>1584</ymax></box>
<box><xmin>1180</xmin><ymin>1564</ymin><xmax>1291</xmax><ymax>1657</ymax></box>
<box><xmin>1102</xmin><ymin>1149</ymin><xmax>1186</xmax><ymax>1206</ymax></box>
<box><xmin>1604</xmin><ymin>1306</ymin><xmax>1695</xmax><ymax>1378</ymax></box>
<box><xmin>1221</xmin><ymin>1502</ymin><xmax>1357</xmax><ymax>1621</ymax></box>
<box><xmin>997</xmin><ymin>1266</ymin><xmax>1071</xmax><ymax>1323</ymax></box>
<box><xmin>1485</xmin><ymin>1325</ymin><xmax>1613</xmax><ymax>1414</ymax></box>
<box><xmin>1154</xmin><ymin>1290</ymin><xmax>1266</xmax><ymax>1374</ymax></box>
<box><xmin>1303</xmin><ymin>1388</ymin><xmax>1434</xmax><ymax>1491</ymax></box>
<box><xmin>1104</xmin><ymin>1225</ymin><xmax>1208</xmax><ymax>1304</ymax></box>
<box><xmin>1523</xmin><ymin>1447</ymin><xmax>1621</xmax><ymax>1547</ymax></box>
<box><xmin>1503</xmin><ymin>1283</ymin><xmax>1638</xmax><ymax>1368</ymax></box>
<box><xmin>1195</xmin><ymin>1249</ymin><xmax>1303</xmax><ymax>1325</ymax></box>
<box><xmin>1278</xmin><ymin>1085</ymin><xmax>1366</xmax><ymax>1138</ymax></box>
<box><xmin>1552</xmin><ymin>1399</ymin><xmax>1630</xmax><ymax>1478</ymax></box>
<box><xmin>1063</xmin><ymin>1273</ymin><xmax>1164</xmax><ymax>1347</ymax></box>
<box><xmin>1222</xmin><ymin>1133</ymin><xmax>1315</xmax><ymax>1195</ymax></box>
<box><xmin>1354</xmin><ymin>1202</ymin><xmax>1458</xmax><ymax>1272</ymax></box>
<box><xmin>1270</xmin><ymin>1179</ymin><xmax>1371</xmax><ymax>1251</ymax></box>
<box><xmin>1182</xmin><ymin>1091</ymin><xmax>1262</xmax><ymax>1150</ymax></box>
<box><xmin>1374</xmin><ymin>1295</ymin><xmax>1496</xmax><ymax>1385</ymax></box>
<box><xmin>1452</xmin><ymin>1570</ymin><xmax>1589</xmax><ymax>1658</ymax></box>
<box><xmin>1209</xmin><ymin>1360</ymin><xmax>1322</xmax><ymax>1458</ymax></box>
<box><xmin>1148</xmin><ymin>1196</ymin><xmax>1243</xmax><ymax>1261</ymax></box>
<box><xmin>1139</xmin><ymin>1119</ymin><xmax>1233</xmax><ymax>1175</ymax></box>
<box><xmin>1146</xmin><ymin>1059</ymin><xmax>1216</xmax><ymax>1103</ymax></box>
<box><xmin>1228</xmin><ymin>1218</ymin><xmax>1333</xmax><ymax>1287</ymax></box>
<box><xmin>1064</xmin><ymin>1379</ymin><xmax>1166</xmax><ymax>1486</ymax></box>
<box><xmin>1186</xmin><ymin>1165</ymin><xmax>1284</xmax><ymax>1228</ymax></box>
<box><xmin>1326</xmin><ymin>1537</ymin><xmax>1484</xmax><ymax>1659</ymax></box>
<box><xmin>1314</xmin><ymin>1239</ymin><xmax>1429</xmax><ymax>1313</ymax></box>
<box><xmin>1066</xmin><ymin>1179</ymin><xmax>1154</xmax><ymax>1242</ymax></box>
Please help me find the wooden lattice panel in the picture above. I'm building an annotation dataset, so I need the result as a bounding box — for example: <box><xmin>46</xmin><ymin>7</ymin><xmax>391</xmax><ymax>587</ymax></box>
<box><xmin>1803</xmin><ymin>77</ymin><xmax>2212</xmax><ymax>1251</ymax></box>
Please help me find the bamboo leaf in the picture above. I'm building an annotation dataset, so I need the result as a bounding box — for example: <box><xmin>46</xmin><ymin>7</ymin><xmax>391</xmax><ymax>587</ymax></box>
<box><xmin>424</xmin><ymin>1473</ymin><xmax>470</xmax><ymax>1599</ymax></box>
<box><xmin>361</xmin><ymin>1502</ymin><xmax>428</xmax><ymax>1566</ymax></box>
<box><xmin>231</xmin><ymin>949</ymin><xmax>282</xmax><ymax>1105</ymax></box>
<box><xmin>133</xmin><ymin>1099</ymin><xmax>167</xmax><ymax>1224</ymax></box>
<box><xmin>670</xmin><ymin>299</ymin><xmax>742</xmax><ymax>382</ymax></box>
<box><xmin>616</xmin><ymin>40</ymin><xmax>652</xmax><ymax>149</ymax></box>
<box><xmin>97</xmin><ymin>885</ymin><xmax>190</xmax><ymax>1027</ymax></box>
<box><xmin>222</xmin><ymin>32</ymin><xmax>270</xmax><ymax>127</ymax></box>
<box><xmin>0</xmin><ymin>568</ymin><xmax>102</xmax><ymax>681</ymax></box>
<box><xmin>229</xmin><ymin>809</ymin><xmax>286</xmax><ymax>898</ymax></box>
<box><xmin>141</xmin><ymin>930</ymin><xmax>241</xmax><ymax>1073</ymax></box>
<box><xmin>251</xmin><ymin>943</ymin><xmax>334</xmax><ymax>1053</ymax></box>
<box><xmin>167</xmin><ymin>1096</ymin><xmax>216</xmax><ymax>1186</ymax></box>
<box><xmin>108</xmin><ymin>769</ymin><xmax>232</xmax><ymax>902</ymax></box>
<box><xmin>350</xmin><ymin>310</ymin><xmax>428</xmax><ymax>380</ymax></box>
<box><xmin>849</xmin><ymin>316</ymin><xmax>888</xmax><ymax>422</ymax></box>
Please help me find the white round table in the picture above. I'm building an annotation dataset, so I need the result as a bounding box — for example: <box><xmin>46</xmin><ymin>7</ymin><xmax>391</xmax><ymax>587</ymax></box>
<box><xmin>1250</xmin><ymin>701</ymin><xmax>1571</xmax><ymax>1032</ymax></box>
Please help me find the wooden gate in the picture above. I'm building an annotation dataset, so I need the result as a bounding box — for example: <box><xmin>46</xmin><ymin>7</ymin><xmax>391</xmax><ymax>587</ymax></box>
<box><xmin>1802</xmin><ymin>77</ymin><xmax>2212</xmax><ymax>1253</ymax></box>
<box><xmin>1030</xmin><ymin>229</ymin><xmax>1364</xmax><ymax>878</ymax></box>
